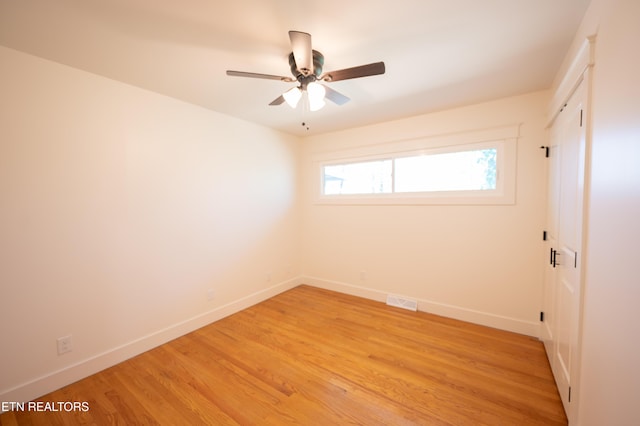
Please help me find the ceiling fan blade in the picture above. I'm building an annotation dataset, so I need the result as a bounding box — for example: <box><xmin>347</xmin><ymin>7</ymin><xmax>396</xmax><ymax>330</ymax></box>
<box><xmin>289</xmin><ymin>31</ymin><xmax>313</xmax><ymax>76</ymax></box>
<box><xmin>321</xmin><ymin>62</ymin><xmax>386</xmax><ymax>82</ymax></box>
<box><xmin>226</xmin><ymin>70</ymin><xmax>294</xmax><ymax>82</ymax></box>
<box><xmin>323</xmin><ymin>85</ymin><xmax>350</xmax><ymax>106</ymax></box>
<box><xmin>269</xmin><ymin>95</ymin><xmax>285</xmax><ymax>106</ymax></box>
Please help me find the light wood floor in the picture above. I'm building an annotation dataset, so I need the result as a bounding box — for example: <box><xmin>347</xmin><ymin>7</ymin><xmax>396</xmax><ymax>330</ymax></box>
<box><xmin>0</xmin><ymin>285</ymin><xmax>567</xmax><ymax>425</ymax></box>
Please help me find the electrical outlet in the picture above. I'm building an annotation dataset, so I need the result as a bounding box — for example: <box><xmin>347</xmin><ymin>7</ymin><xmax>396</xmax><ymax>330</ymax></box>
<box><xmin>207</xmin><ymin>289</ymin><xmax>215</xmax><ymax>301</ymax></box>
<box><xmin>57</xmin><ymin>335</ymin><xmax>72</xmax><ymax>355</ymax></box>
<box><xmin>360</xmin><ymin>270</ymin><xmax>366</xmax><ymax>281</ymax></box>
<box><xmin>266</xmin><ymin>272</ymin><xmax>272</xmax><ymax>282</ymax></box>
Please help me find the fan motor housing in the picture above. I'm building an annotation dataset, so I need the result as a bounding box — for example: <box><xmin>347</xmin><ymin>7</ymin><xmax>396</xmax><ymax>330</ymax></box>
<box><xmin>289</xmin><ymin>50</ymin><xmax>324</xmax><ymax>86</ymax></box>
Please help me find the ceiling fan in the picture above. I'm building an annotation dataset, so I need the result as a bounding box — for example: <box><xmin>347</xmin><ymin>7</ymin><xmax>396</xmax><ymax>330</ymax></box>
<box><xmin>226</xmin><ymin>31</ymin><xmax>385</xmax><ymax>111</ymax></box>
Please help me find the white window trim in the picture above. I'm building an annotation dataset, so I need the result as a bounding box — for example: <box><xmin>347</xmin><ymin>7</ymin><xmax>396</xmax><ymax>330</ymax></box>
<box><xmin>313</xmin><ymin>125</ymin><xmax>519</xmax><ymax>205</ymax></box>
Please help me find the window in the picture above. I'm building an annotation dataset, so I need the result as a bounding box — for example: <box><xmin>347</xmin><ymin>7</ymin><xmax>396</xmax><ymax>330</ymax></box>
<box><xmin>394</xmin><ymin>148</ymin><xmax>496</xmax><ymax>193</ymax></box>
<box><xmin>324</xmin><ymin>147</ymin><xmax>497</xmax><ymax>196</ymax></box>
<box><xmin>323</xmin><ymin>159</ymin><xmax>392</xmax><ymax>195</ymax></box>
<box><xmin>315</xmin><ymin>126</ymin><xmax>518</xmax><ymax>205</ymax></box>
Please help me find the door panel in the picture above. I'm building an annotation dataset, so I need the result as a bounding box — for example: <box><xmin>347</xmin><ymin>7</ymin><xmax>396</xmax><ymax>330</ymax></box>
<box><xmin>558</xmin><ymin>94</ymin><xmax>584</xmax><ymax>253</ymax></box>
<box><xmin>541</xmin><ymin>131</ymin><xmax>561</xmax><ymax>351</ymax></box>
<box><xmin>541</xmin><ymin>238</ymin><xmax>557</xmax><ymax>350</ymax></box>
<box><xmin>556</xmin><ymin>247</ymin><xmax>578</xmax><ymax>405</ymax></box>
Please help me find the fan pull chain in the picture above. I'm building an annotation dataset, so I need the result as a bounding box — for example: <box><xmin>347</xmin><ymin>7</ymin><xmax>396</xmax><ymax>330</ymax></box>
<box><xmin>301</xmin><ymin>94</ymin><xmax>310</xmax><ymax>130</ymax></box>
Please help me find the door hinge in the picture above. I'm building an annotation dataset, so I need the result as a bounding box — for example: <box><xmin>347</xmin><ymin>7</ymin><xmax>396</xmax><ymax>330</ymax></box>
<box><xmin>568</xmin><ymin>386</ymin><xmax>572</xmax><ymax>402</ymax></box>
<box><xmin>540</xmin><ymin>146</ymin><xmax>550</xmax><ymax>157</ymax></box>
<box><xmin>543</xmin><ymin>230</ymin><xmax>547</xmax><ymax>241</ymax></box>
<box><xmin>540</xmin><ymin>311</ymin><xmax>544</xmax><ymax>322</ymax></box>
<box><xmin>580</xmin><ymin>109</ymin><xmax>583</xmax><ymax>127</ymax></box>
<box><xmin>574</xmin><ymin>251</ymin><xmax>578</xmax><ymax>268</ymax></box>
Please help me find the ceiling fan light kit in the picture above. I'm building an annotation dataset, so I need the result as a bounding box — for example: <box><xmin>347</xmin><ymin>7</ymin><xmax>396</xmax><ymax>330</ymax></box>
<box><xmin>283</xmin><ymin>87</ymin><xmax>302</xmax><ymax>108</ymax></box>
<box><xmin>307</xmin><ymin>82</ymin><xmax>326</xmax><ymax>111</ymax></box>
<box><xmin>226</xmin><ymin>30</ymin><xmax>385</xmax><ymax>112</ymax></box>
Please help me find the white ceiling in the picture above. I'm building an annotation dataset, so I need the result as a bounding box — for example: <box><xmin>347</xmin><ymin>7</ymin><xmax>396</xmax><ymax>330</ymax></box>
<box><xmin>0</xmin><ymin>0</ymin><xmax>590</xmax><ymax>136</ymax></box>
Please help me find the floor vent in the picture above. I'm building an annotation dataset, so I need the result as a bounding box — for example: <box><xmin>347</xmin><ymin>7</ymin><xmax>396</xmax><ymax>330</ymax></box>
<box><xmin>386</xmin><ymin>295</ymin><xmax>418</xmax><ymax>312</ymax></box>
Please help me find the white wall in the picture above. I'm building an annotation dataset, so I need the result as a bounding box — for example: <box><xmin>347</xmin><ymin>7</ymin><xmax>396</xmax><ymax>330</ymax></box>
<box><xmin>300</xmin><ymin>91</ymin><xmax>549</xmax><ymax>336</ymax></box>
<box><xmin>0</xmin><ymin>46</ymin><xmax>301</xmax><ymax>403</ymax></box>
<box><xmin>562</xmin><ymin>0</ymin><xmax>640</xmax><ymax>424</ymax></box>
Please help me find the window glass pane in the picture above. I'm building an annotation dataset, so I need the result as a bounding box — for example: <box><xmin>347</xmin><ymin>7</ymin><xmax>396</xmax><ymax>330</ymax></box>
<box><xmin>323</xmin><ymin>159</ymin><xmax>392</xmax><ymax>195</ymax></box>
<box><xmin>394</xmin><ymin>148</ymin><xmax>497</xmax><ymax>193</ymax></box>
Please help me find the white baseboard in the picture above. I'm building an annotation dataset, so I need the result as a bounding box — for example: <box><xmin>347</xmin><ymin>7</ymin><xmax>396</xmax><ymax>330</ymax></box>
<box><xmin>302</xmin><ymin>276</ymin><xmax>540</xmax><ymax>337</ymax></box>
<box><xmin>0</xmin><ymin>277</ymin><xmax>302</xmax><ymax>408</ymax></box>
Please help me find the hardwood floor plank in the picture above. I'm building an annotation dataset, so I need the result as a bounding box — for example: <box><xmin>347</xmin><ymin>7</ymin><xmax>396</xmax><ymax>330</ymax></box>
<box><xmin>0</xmin><ymin>285</ymin><xmax>566</xmax><ymax>425</ymax></box>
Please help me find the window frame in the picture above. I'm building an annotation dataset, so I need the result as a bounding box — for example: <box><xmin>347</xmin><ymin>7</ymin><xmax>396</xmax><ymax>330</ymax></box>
<box><xmin>314</xmin><ymin>126</ymin><xmax>518</xmax><ymax>205</ymax></box>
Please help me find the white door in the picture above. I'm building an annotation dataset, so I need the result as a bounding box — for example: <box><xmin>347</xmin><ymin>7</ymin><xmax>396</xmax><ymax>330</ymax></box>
<box><xmin>541</xmin><ymin>78</ymin><xmax>587</xmax><ymax>420</ymax></box>
<box><xmin>541</xmin><ymin>130</ymin><xmax>561</xmax><ymax>352</ymax></box>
